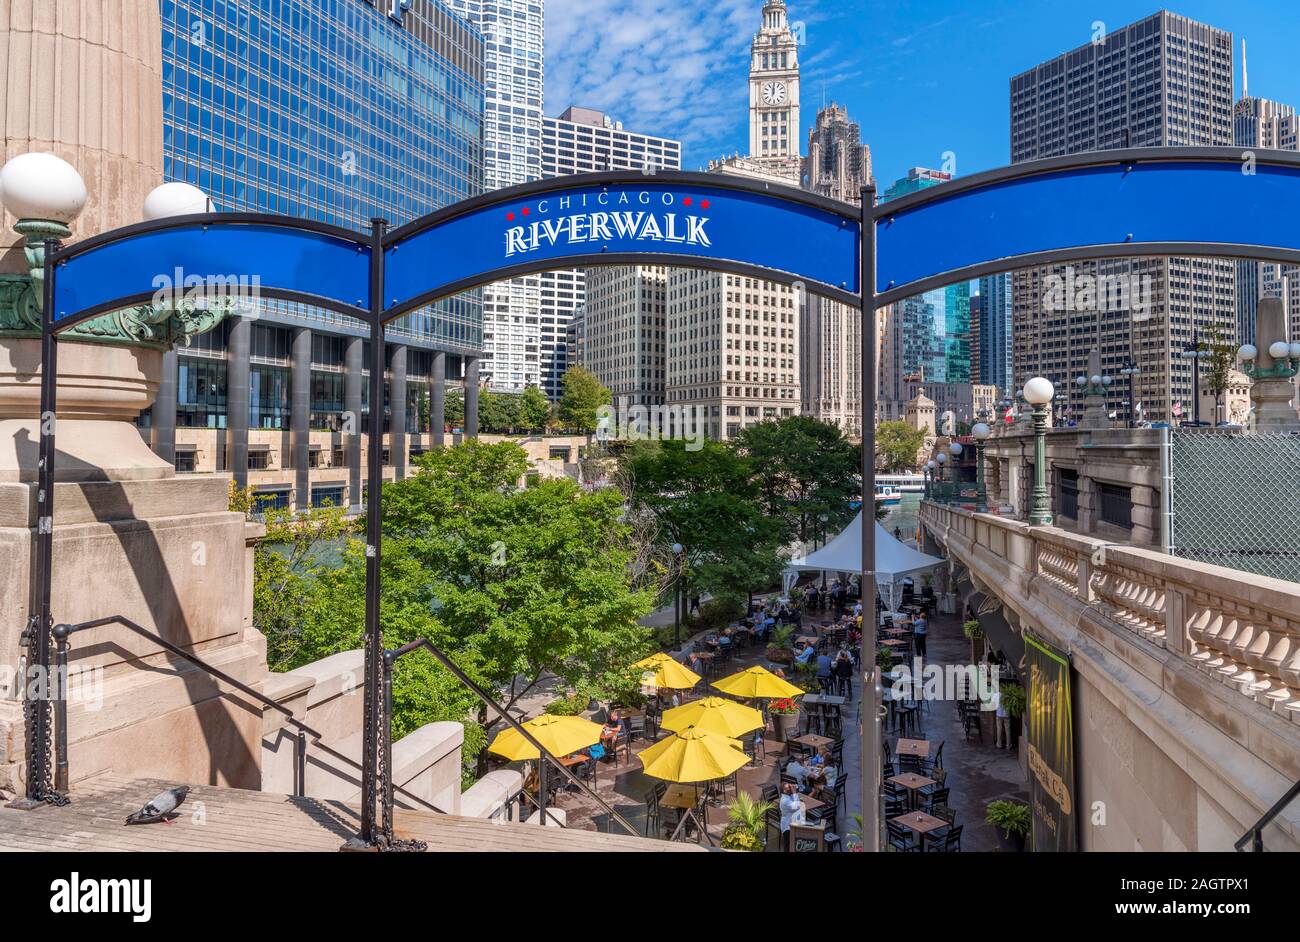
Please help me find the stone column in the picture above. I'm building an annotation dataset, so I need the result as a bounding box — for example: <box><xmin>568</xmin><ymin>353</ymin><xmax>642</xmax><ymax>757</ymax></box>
<box><xmin>1130</xmin><ymin>484</ymin><xmax>1157</xmax><ymax>546</ymax></box>
<box><xmin>227</xmin><ymin>316</ymin><xmax>251</xmax><ymax>488</ymax></box>
<box><xmin>1006</xmin><ymin>456</ymin><xmax>1022</xmax><ymax>517</ymax></box>
<box><xmin>151</xmin><ymin>348</ymin><xmax>177</xmax><ymax>465</ymax></box>
<box><xmin>1076</xmin><ymin>474</ymin><xmax>1096</xmax><ymax>533</ymax></box>
<box><xmin>465</xmin><ymin>355</ymin><xmax>480</xmax><ymax>439</ymax></box>
<box><xmin>345</xmin><ymin>335</ymin><xmax>363</xmax><ymax>512</ymax></box>
<box><xmin>291</xmin><ymin>326</ymin><xmax>311</xmax><ymax>510</ymax></box>
<box><xmin>431</xmin><ymin>350</ymin><xmax>446</xmax><ymax>448</ymax></box>
<box><xmin>390</xmin><ymin>343</ymin><xmax>407</xmax><ymax>480</ymax></box>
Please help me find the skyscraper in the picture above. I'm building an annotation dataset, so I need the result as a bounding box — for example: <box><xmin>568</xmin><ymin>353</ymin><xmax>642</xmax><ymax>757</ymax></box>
<box><xmin>1009</xmin><ymin>11</ymin><xmax>1236</xmax><ymax>424</ymax></box>
<box><xmin>444</xmin><ymin>0</ymin><xmax>545</xmax><ymax>394</ymax></box>
<box><xmin>748</xmin><ymin>0</ymin><xmax>802</xmax><ymax>181</ymax></box>
<box><xmin>540</xmin><ymin>107</ymin><xmax>681</xmax><ymax>401</ymax></box>
<box><xmin>800</xmin><ymin>103</ymin><xmax>872</xmax><ymax>435</ymax></box>
<box><xmin>978</xmin><ymin>273</ymin><xmax>1014</xmax><ymax>395</ymax></box>
<box><xmin>157</xmin><ymin>0</ymin><xmax>484</xmax><ymax>510</ymax></box>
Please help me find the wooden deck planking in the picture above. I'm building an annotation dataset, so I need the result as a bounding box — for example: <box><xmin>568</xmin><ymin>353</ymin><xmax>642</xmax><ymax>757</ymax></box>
<box><xmin>0</xmin><ymin>775</ymin><xmax>703</xmax><ymax>853</ymax></box>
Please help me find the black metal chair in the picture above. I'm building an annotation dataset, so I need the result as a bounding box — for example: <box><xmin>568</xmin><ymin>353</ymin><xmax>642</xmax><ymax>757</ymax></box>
<box><xmin>887</xmin><ymin>819</ymin><xmax>920</xmax><ymax>852</ymax></box>
<box><xmin>925</xmin><ymin>823</ymin><xmax>962</xmax><ymax>852</ymax></box>
<box><xmin>925</xmin><ymin>787</ymin><xmax>951</xmax><ymax>814</ymax></box>
<box><xmin>626</xmin><ymin>713</ymin><xmax>647</xmax><ymax>742</ymax></box>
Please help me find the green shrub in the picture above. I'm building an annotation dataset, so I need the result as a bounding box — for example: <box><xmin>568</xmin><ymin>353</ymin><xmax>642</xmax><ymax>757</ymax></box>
<box><xmin>963</xmin><ymin>619</ymin><xmax>984</xmax><ymax>641</ymax></box>
<box><xmin>543</xmin><ymin>694</ymin><xmax>589</xmax><ymax>716</ymax></box>
<box><xmin>998</xmin><ymin>681</ymin><xmax>1026</xmax><ymax>718</ymax></box>
<box><xmin>986</xmin><ymin>799</ymin><xmax>1031</xmax><ymax>838</ymax></box>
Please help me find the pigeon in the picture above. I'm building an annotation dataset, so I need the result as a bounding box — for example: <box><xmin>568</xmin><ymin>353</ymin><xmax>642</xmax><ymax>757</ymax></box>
<box><xmin>125</xmin><ymin>785</ymin><xmax>191</xmax><ymax>826</ymax></box>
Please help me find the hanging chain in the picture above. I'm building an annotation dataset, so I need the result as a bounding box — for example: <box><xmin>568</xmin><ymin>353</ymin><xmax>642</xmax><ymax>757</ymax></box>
<box><xmin>21</xmin><ymin>613</ymin><xmax>68</xmax><ymax>807</ymax></box>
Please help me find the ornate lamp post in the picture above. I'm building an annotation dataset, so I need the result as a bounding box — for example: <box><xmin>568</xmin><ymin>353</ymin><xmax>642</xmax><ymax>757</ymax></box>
<box><xmin>1119</xmin><ymin>361</ymin><xmax>1140</xmax><ymax>428</ymax></box>
<box><xmin>924</xmin><ymin>459</ymin><xmax>936</xmax><ymax>500</ymax></box>
<box><xmin>972</xmin><ymin>421</ymin><xmax>991</xmax><ymax>512</ymax></box>
<box><xmin>935</xmin><ymin>451</ymin><xmax>948</xmax><ymax>502</ymax></box>
<box><xmin>1180</xmin><ymin>327</ymin><xmax>1209</xmax><ymax>426</ymax></box>
<box><xmin>1023</xmin><ymin>377</ymin><xmax>1055</xmax><ymax>526</ymax></box>
<box><xmin>1237</xmin><ymin>303</ymin><xmax>1300</xmax><ymax>432</ymax></box>
<box><xmin>948</xmin><ymin>441</ymin><xmax>963</xmax><ymax>501</ymax></box>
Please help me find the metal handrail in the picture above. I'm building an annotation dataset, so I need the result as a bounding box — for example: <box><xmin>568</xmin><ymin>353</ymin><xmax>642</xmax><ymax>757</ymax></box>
<box><xmin>1234</xmin><ymin>777</ymin><xmax>1300</xmax><ymax>851</ymax></box>
<box><xmin>51</xmin><ymin>615</ymin><xmax>438</xmax><ymax>813</ymax></box>
<box><xmin>384</xmin><ymin>639</ymin><xmax>641</xmax><ymax>839</ymax></box>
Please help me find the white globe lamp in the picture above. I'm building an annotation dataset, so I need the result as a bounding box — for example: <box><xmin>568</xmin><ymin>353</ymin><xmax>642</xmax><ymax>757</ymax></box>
<box><xmin>0</xmin><ymin>152</ymin><xmax>87</xmax><ymax>224</ymax></box>
<box><xmin>143</xmin><ymin>182</ymin><xmax>213</xmax><ymax>220</ymax></box>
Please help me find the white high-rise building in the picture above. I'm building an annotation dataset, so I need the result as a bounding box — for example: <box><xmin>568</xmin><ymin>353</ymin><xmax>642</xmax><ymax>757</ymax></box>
<box><xmin>666</xmin><ymin>0</ymin><xmax>803</xmax><ymax>440</ymax></box>
<box><xmin>444</xmin><ymin>0</ymin><xmax>545</xmax><ymax>393</ymax></box>
<box><xmin>540</xmin><ymin>106</ymin><xmax>681</xmax><ymax>400</ymax></box>
<box><xmin>1009</xmin><ymin>11</ymin><xmax>1236</xmax><ymax>424</ymax></box>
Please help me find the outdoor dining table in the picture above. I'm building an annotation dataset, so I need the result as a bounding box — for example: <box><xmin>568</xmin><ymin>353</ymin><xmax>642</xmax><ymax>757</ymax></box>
<box><xmin>890</xmin><ymin>810</ymin><xmax>947</xmax><ymax>842</ymax></box>
<box><xmin>792</xmin><ymin>733</ymin><xmax>833</xmax><ymax>751</ymax></box>
<box><xmin>887</xmin><ymin>772</ymin><xmax>937</xmax><ymax>810</ymax></box>
<box><xmin>895</xmin><ymin>738</ymin><xmax>930</xmax><ymax>765</ymax></box>
<box><xmin>801</xmin><ymin>694</ymin><xmax>845</xmax><ymax>707</ymax></box>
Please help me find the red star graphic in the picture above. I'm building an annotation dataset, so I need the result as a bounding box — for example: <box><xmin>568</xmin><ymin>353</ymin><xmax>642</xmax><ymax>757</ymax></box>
<box><xmin>521</xmin><ymin>206</ymin><xmax>530</xmax><ymax>216</ymax></box>
<box><xmin>701</xmin><ymin>199</ymin><xmax>711</xmax><ymax>209</ymax></box>
<box><xmin>506</xmin><ymin>212</ymin><xmax>515</xmax><ymax>221</ymax></box>
<box><xmin>683</xmin><ymin>197</ymin><xmax>693</xmax><ymax>206</ymax></box>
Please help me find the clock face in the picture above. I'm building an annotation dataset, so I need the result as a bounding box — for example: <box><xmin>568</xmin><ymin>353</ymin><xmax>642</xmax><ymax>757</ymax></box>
<box><xmin>762</xmin><ymin>80</ymin><xmax>787</xmax><ymax>105</ymax></box>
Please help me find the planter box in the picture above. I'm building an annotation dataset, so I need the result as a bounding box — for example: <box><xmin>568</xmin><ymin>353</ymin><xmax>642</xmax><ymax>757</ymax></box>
<box><xmin>771</xmin><ymin>712</ymin><xmax>800</xmax><ymax>743</ymax></box>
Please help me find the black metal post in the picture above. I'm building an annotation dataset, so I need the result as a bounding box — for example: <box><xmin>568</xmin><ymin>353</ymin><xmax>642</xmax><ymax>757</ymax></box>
<box><xmin>53</xmin><ymin>625</ymin><xmax>69</xmax><ymax>794</ymax></box>
<box><xmin>12</xmin><ymin>239</ymin><xmax>64</xmax><ymax>809</ymax></box>
<box><xmin>357</xmin><ymin>218</ymin><xmax>387</xmax><ymax>846</ymax></box>
<box><xmin>295</xmin><ymin>729</ymin><xmax>307</xmax><ymax>798</ymax></box>
<box><xmin>859</xmin><ymin>185</ymin><xmax>881</xmax><ymax>851</ymax></box>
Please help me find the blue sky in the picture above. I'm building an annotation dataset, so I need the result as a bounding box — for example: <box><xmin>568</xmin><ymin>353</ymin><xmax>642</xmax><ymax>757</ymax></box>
<box><xmin>545</xmin><ymin>1</ymin><xmax>1296</xmax><ymax>185</ymax></box>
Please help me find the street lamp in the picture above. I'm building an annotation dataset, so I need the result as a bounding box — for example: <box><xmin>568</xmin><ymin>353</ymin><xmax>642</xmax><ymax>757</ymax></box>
<box><xmin>671</xmin><ymin>542</ymin><xmax>684</xmax><ymax>648</ymax></box>
<box><xmin>972</xmin><ymin>422</ymin><xmax>991</xmax><ymax>512</ymax></box>
<box><xmin>935</xmin><ymin>451</ymin><xmax>948</xmax><ymax>502</ymax></box>
<box><xmin>1119</xmin><ymin>361</ymin><xmax>1140</xmax><ymax>428</ymax></box>
<box><xmin>1023</xmin><ymin>377</ymin><xmax>1055</xmax><ymax>526</ymax></box>
<box><xmin>948</xmin><ymin>441</ymin><xmax>963</xmax><ymax>500</ymax></box>
<box><xmin>924</xmin><ymin>459</ymin><xmax>937</xmax><ymax>500</ymax></box>
<box><xmin>1179</xmin><ymin>328</ymin><xmax>1209</xmax><ymax>426</ymax></box>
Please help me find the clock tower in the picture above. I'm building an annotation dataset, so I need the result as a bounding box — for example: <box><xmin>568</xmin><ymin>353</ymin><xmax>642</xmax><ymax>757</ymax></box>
<box><xmin>748</xmin><ymin>0</ymin><xmax>801</xmax><ymax>168</ymax></box>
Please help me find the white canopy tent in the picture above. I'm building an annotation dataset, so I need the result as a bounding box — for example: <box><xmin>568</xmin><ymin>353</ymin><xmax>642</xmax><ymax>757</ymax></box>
<box><xmin>784</xmin><ymin>511</ymin><xmax>945</xmax><ymax>612</ymax></box>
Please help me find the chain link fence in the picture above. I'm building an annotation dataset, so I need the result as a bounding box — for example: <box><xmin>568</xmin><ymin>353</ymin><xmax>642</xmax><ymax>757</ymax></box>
<box><xmin>1169</xmin><ymin>430</ymin><xmax>1300</xmax><ymax>584</ymax></box>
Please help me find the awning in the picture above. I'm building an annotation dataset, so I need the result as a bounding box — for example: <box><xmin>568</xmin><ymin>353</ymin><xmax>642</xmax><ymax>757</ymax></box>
<box><xmin>959</xmin><ymin>581</ymin><xmax>1024</xmax><ymax>666</ymax></box>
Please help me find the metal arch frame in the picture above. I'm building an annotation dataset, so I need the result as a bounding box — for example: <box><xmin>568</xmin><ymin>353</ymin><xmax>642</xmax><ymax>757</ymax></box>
<box><xmin>379</xmin><ymin>169</ymin><xmax>864</xmax><ymax>321</ymax></box>
<box><xmin>46</xmin><ymin>212</ymin><xmax>373</xmax><ymax>330</ymax></box>
<box><xmin>25</xmin><ymin>151</ymin><xmax>1300</xmax><ymax>849</ymax></box>
<box><xmin>869</xmin><ymin>145</ymin><xmax>1300</xmax><ymax>306</ymax></box>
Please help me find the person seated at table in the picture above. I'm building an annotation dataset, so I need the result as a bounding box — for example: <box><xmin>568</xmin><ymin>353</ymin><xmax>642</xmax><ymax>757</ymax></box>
<box><xmin>779</xmin><ymin>783</ymin><xmax>804</xmax><ymax>850</ymax></box>
<box><xmin>601</xmin><ymin>710</ymin><xmax>626</xmax><ymax>749</ymax></box>
<box><xmin>786</xmin><ymin>756</ymin><xmax>810</xmax><ymax>791</ymax></box>
<box><xmin>852</xmin><ymin>599</ymin><xmax>863</xmax><ymax>618</ymax></box>
<box><xmin>834</xmin><ymin>648</ymin><xmax>854</xmax><ymax>695</ymax></box>
<box><xmin>815</xmin><ymin>651</ymin><xmax>834</xmax><ymax>693</ymax></box>
<box><xmin>795</xmin><ymin>640</ymin><xmax>817</xmax><ymax>665</ymax></box>
<box><xmin>718</xmin><ymin>628</ymin><xmax>733</xmax><ymax>649</ymax></box>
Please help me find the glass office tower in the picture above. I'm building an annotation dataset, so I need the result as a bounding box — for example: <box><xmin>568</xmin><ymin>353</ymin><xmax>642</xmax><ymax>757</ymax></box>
<box><xmin>154</xmin><ymin>0</ymin><xmax>486</xmax><ymax>509</ymax></box>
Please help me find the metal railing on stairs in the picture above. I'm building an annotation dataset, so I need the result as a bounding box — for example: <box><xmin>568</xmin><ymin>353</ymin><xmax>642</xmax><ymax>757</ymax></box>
<box><xmin>49</xmin><ymin>615</ymin><xmax>439</xmax><ymax>814</ymax></box>
<box><xmin>380</xmin><ymin>638</ymin><xmax>641</xmax><ymax>848</ymax></box>
<box><xmin>1235</xmin><ymin>777</ymin><xmax>1300</xmax><ymax>851</ymax></box>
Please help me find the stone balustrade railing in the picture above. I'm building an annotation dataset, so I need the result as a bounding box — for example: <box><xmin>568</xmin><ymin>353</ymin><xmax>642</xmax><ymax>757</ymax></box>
<box><xmin>920</xmin><ymin>501</ymin><xmax>1300</xmax><ymax>726</ymax></box>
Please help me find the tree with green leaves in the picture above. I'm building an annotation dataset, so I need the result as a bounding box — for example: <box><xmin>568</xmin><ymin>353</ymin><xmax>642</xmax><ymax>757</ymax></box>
<box><xmin>557</xmin><ymin>367</ymin><xmax>611</xmax><ymax>432</ymax></box>
<box><xmin>445</xmin><ymin>389</ymin><xmax>465</xmax><ymax>430</ymax></box>
<box><xmin>875</xmin><ymin>420</ymin><xmax>927</xmax><ymax>472</ymax></box>
<box><xmin>626</xmin><ymin>439</ymin><xmax>786</xmax><ymax>610</ymax></box>
<box><xmin>1201</xmin><ymin>322</ymin><xmax>1238</xmax><ymax>425</ymax></box>
<box><xmin>732</xmin><ymin>415</ymin><xmax>859</xmax><ymax>545</ymax></box>
<box><xmin>519</xmin><ymin>386</ymin><xmax>552</xmax><ymax>431</ymax></box>
<box><xmin>376</xmin><ymin>441</ymin><xmax>657</xmax><ymax>771</ymax></box>
<box><xmin>478</xmin><ymin>390</ymin><xmax>522</xmax><ymax>433</ymax></box>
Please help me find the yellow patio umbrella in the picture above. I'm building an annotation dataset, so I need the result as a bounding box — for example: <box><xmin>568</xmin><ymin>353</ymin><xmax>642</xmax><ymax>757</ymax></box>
<box><xmin>662</xmin><ymin>696</ymin><xmax>765</xmax><ymax>739</ymax></box>
<box><xmin>637</xmin><ymin>725</ymin><xmax>749</xmax><ymax>784</ymax></box>
<box><xmin>486</xmin><ymin>714</ymin><xmax>604</xmax><ymax>762</ymax></box>
<box><xmin>632</xmin><ymin>652</ymin><xmax>701</xmax><ymax>690</ymax></box>
<box><xmin>711</xmin><ymin>665</ymin><xmax>805</xmax><ymax>700</ymax></box>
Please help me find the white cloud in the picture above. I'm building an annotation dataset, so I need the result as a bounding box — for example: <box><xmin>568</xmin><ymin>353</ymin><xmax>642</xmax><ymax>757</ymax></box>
<box><xmin>544</xmin><ymin>0</ymin><xmax>760</xmax><ymax>166</ymax></box>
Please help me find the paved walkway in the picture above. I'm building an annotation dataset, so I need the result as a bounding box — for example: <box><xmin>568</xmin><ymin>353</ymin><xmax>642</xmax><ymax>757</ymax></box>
<box><xmin>882</xmin><ymin>605</ymin><xmax>1029</xmax><ymax>851</ymax></box>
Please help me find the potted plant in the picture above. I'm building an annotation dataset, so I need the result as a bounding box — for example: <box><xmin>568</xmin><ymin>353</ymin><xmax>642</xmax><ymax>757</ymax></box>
<box><xmin>986</xmin><ymin>799</ymin><xmax>1031</xmax><ymax>852</ymax></box>
<box><xmin>766</xmin><ymin>624</ymin><xmax>795</xmax><ymax>665</ymax></box>
<box><xmin>999</xmin><ymin>681</ymin><xmax>1026</xmax><ymax>749</ymax></box>
<box><xmin>720</xmin><ymin>792</ymin><xmax>772</xmax><ymax>851</ymax></box>
<box><xmin>963</xmin><ymin>618</ymin><xmax>984</xmax><ymax>664</ymax></box>
<box><xmin>875</xmin><ymin>647</ymin><xmax>894</xmax><ymax>672</ymax></box>
<box><xmin>769</xmin><ymin>697</ymin><xmax>800</xmax><ymax>742</ymax></box>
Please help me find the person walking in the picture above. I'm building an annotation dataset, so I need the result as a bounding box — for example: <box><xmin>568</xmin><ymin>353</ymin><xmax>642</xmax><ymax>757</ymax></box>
<box><xmin>912</xmin><ymin>611</ymin><xmax>928</xmax><ymax>659</ymax></box>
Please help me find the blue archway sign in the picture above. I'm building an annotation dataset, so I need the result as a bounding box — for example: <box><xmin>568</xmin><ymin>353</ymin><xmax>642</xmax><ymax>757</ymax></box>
<box><xmin>27</xmin><ymin>150</ymin><xmax>1300</xmax><ymax>847</ymax></box>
